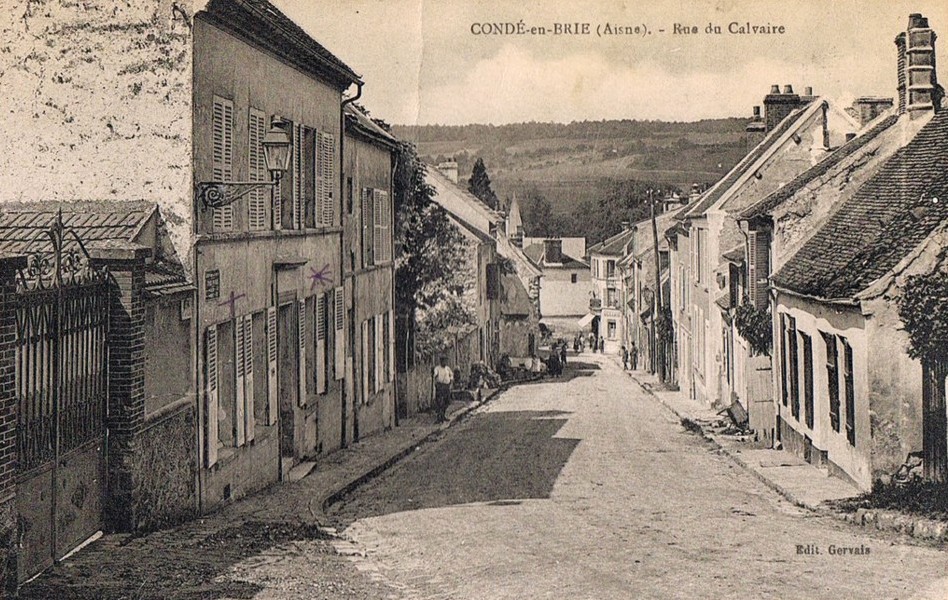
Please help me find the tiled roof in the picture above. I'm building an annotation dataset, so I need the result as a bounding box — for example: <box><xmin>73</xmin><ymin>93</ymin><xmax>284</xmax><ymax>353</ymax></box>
<box><xmin>589</xmin><ymin>228</ymin><xmax>635</xmax><ymax>256</ymax></box>
<box><xmin>737</xmin><ymin>114</ymin><xmax>900</xmax><ymax>220</ymax></box>
<box><xmin>683</xmin><ymin>104</ymin><xmax>815</xmax><ymax>219</ymax></box>
<box><xmin>144</xmin><ymin>261</ymin><xmax>193</xmax><ymax>297</ymax></box>
<box><xmin>722</xmin><ymin>245</ymin><xmax>745</xmax><ymax>265</ymax></box>
<box><xmin>522</xmin><ymin>243</ymin><xmax>587</xmax><ymax>269</ymax></box>
<box><xmin>203</xmin><ymin>0</ymin><xmax>360</xmax><ymax>88</ymax></box>
<box><xmin>773</xmin><ymin>110</ymin><xmax>948</xmax><ymax>299</ymax></box>
<box><xmin>344</xmin><ymin>104</ymin><xmax>397</xmax><ymax>147</ymax></box>
<box><xmin>0</xmin><ymin>201</ymin><xmax>154</xmax><ymax>255</ymax></box>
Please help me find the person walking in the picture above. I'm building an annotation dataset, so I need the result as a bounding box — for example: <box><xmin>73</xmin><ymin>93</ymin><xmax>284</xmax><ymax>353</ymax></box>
<box><xmin>621</xmin><ymin>345</ymin><xmax>629</xmax><ymax>370</ymax></box>
<box><xmin>630</xmin><ymin>342</ymin><xmax>639</xmax><ymax>371</ymax></box>
<box><xmin>599</xmin><ymin>336</ymin><xmax>606</xmax><ymax>353</ymax></box>
<box><xmin>560</xmin><ymin>341</ymin><xmax>568</xmax><ymax>367</ymax></box>
<box><xmin>433</xmin><ymin>356</ymin><xmax>454</xmax><ymax>423</ymax></box>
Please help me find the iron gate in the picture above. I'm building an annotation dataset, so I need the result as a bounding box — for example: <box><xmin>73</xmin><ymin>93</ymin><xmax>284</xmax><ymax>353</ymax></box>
<box><xmin>14</xmin><ymin>213</ymin><xmax>110</xmax><ymax>582</ymax></box>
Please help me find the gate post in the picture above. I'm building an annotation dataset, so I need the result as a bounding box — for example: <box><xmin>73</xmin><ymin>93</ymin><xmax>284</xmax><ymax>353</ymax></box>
<box><xmin>0</xmin><ymin>255</ymin><xmax>25</xmax><ymax>594</ymax></box>
<box><xmin>89</xmin><ymin>244</ymin><xmax>149</xmax><ymax>533</ymax></box>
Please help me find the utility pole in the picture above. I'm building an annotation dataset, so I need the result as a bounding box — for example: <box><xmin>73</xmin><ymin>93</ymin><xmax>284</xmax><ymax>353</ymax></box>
<box><xmin>649</xmin><ymin>189</ymin><xmax>665</xmax><ymax>381</ymax></box>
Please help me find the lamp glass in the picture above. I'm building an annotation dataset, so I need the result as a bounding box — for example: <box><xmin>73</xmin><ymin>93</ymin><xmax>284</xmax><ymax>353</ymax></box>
<box><xmin>262</xmin><ymin>125</ymin><xmax>291</xmax><ymax>177</ymax></box>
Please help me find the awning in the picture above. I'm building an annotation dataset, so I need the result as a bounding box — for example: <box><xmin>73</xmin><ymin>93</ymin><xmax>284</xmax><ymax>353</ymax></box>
<box><xmin>577</xmin><ymin>313</ymin><xmax>595</xmax><ymax>328</ymax></box>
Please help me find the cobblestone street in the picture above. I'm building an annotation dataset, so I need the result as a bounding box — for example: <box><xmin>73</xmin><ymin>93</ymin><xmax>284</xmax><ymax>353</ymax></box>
<box><xmin>329</xmin><ymin>355</ymin><xmax>948</xmax><ymax>599</ymax></box>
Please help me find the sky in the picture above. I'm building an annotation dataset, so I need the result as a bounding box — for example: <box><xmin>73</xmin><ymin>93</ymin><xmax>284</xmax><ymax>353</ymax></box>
<box><xmin>272</xmin><ymin>0</ymin><xmax>948</xmax><ymax>126</ymax></box>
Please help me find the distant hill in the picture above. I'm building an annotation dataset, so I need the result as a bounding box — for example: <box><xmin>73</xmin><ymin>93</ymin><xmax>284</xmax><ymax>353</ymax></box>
<box><xmin>393</xmin><ymin>118</ymin><xmax>751</xmax><ymax>243</ymax></box>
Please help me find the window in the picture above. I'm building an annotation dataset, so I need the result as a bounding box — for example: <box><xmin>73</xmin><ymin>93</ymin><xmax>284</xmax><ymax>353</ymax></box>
<box><xmin>334</xmin><ymin>287</ymin><xmax>345</xmax><ymax>380</ymax></box>
<box><xmin>607</xmin><ymin>320</ymin><xmax>617</xmax><ymax>339</ymax></box>
<box><xmin>822</xmin><ymin>331</ymin><xmax>840</xmax><ymax>432</ymax></box>
<box><xmin>383</xmin><ymin>312</ymin><xmax>391</xmax><ymax>384</ymax></box>
<box><xmin>607</xmin><ymin>287</ymin><xmax>617</xmax><ymax>307</ymax></box>
<box><xmin>303</xmin><ymin>126</ymin><xmax>317</xmax><ymax>228</ymax></box>
<box><xmin>842</xmin><ymin>337</ymin><xmax>855</xmax><ymax>446</ymax></box>
<box><xmin>571</xmin><ymin>273</ymin><xmax>578</xmax><ymax>284</ymax></box>
<box><xmin>279</xmin><ymin>119</ymin><xmax>296</xmax><ymax>230</ymax></box>
<box><xmin>374</xmin><ymin>189</ymin><xmax>391</xmax><ymax>262</ymax></box>
<box><xmin>317</xmin><ymin>131</ymin><xmax>335</xmax><ymax>226</ymax></box>
<box><xmin>212</xmin><ymin>96</ymin><xmax>234</xmax><ymax>231</ymax></box>
<box><xmin>747</xmin><ymin>229</ymin><xmax>771</xmax><ymax>309</ymax></box>
<box><xmin>694</xmin><ymin>229</ymin><xmax>703</xmax><ymax>284</ymax></box>
<box><xmin>362</xmin><ymin>188</ymin><xmax>374</xmax><ymax>267</ymax></box>
<box><xmin>347</xmin><ymin>176</ymin><xmax>354</xmax><ymax>214</ymax></box>
<box><xmin>366</xmin><ymin>317</ymin><xmax>376</xmax><ymax>397</ymax></box>
<box><xmin>802</xmin><ymin>332</ymin><xmax>814</xmax><ymax>429</ymax></box>
<box><xmin>788</xmin><ymin>317</ymin><xmax>799</xmax><ymax>420</ymax></box>
<box><xmin>248</xmin><ymin>108</ymin><xmax>268</xmax><ymax>231</ymax></box>
<box><xmin>316</xmin><ymin>294</ymin><xmax>328</xmax><ymax>394</ymax></box>
<box><xmin>606</xmin><ymin>260</ymin><xmax>616</xmax><ymax>278</ymax></box>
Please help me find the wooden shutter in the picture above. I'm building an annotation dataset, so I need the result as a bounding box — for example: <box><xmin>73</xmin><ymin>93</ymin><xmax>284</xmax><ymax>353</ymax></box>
<box><xmin>387</xmin><ymin>309</ymin><xmax>395</xmax><ymax>382</ymax></box>
<box><xmin>248</xmin><ymin>108</ymin><xmax>268</xmax><ymax>231</ymax></box>
<box><xmin>754</xmin><ymin>230</ymin><xmax>771</xmax><ymax>310</ymax></box>
<box><xmin>273</xmin><ymin>178</ymin><xmax>283</xmax><ymax>230</ymax></box>
<box><xmin>212</xmin><ymin>96</ymin><xmax>234</xmax><ymax>231</ymax></box>
<box><xmin>361</xmin><ymin>320</ymin><xmax>369</xmax><ymax>404</ymax></box>
<box><xmin>375</xmin><ymin>190</ymin><xmax>390</xmax><ymax>262</ymax></box>
<box><xmin>747</xmin><ymin>231</ymin><xmax>757</xmax><ymax>307</ymax></box>
<box><xmin>235</xmin><ymin>317</ymin><xmax>246</xmax><ymax>446</ymax></box>
<box><xmin>362</xmin><ymin>189</ymin><xmax>373</xmax><ymax>267</ymax></box>
<box><xmin>316</xmin><ymin>294</ymin><xmax>327</xmax><ymax>394</ymax></box>
<box><xmin>266</xmin><ymin>307</ymin><xmax>278</xmax><ymax>425</ymax></box>
<box><xmin>205</xmin><ymin>325</ymin><xmax>219</xmax><ymax>467</ymax></box>
<box><xmin>298</xmin><ymin>300</ymin><xmax>307</xmax><ymax>407</ymax></box>
<box><xmin>375</xmin><ymin>315</ymin><xmax>383</xmax><ymax>392</ymax></box>
<box><xmin>334</xmin><ymin>287</ymin><xmax>345</xmax><ymax>380</ymax></box>
<box><xmin>318</xmin><ymin>131</ymin><xmax>335</xmax><ymax>226</ymax></box>
<box><xmin>373</xmin><ymin>190</ymin><xmax>384</xmax><ymax>264</ymax></box>
<box><xmin>292</xmin><ymin>124</ymin><xmax>303</xmax><ymax>229</ymax></box>
<box><xmin>243</xmin><ymin>314</ymin><xmax>255</xmax><ymax>443</ymax></box>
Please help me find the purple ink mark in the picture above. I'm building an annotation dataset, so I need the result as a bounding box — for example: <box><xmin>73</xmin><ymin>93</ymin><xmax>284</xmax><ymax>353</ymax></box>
<box><xmin>218</xmin><ymin>290</ymin><xmax>246</xmax><ymax>319</ymax></box>
<box><xmin>309</xmin><ymin>264</ymin><xmax>332</xmax><ymax>291</ymax></box>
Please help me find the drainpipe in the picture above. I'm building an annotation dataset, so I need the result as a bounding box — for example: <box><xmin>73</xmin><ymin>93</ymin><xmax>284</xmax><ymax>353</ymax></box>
<box><xmin>340</xmin><ymin>81</ymin><xmax>363</xmax><ymax>445</ymax></box>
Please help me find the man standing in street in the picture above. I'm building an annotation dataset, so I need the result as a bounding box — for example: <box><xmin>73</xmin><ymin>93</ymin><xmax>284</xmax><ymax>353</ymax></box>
<box><xmin>433</xmin><ymin>356</ymin><xmax>454</xmax><ymax>423</ymax></box>
<box><xmin>630</xmin><ymin>342</ymin><xmax>639</xmax><ymax>371</ymax></box>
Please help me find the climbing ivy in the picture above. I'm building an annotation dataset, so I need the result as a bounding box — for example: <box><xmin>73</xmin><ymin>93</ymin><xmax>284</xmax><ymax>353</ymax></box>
<box><xmin>898</xmin><ymin>269</ymin><xmax>948</xmax><ymax>361</ymax></box>
<box><xmin>734</xmin><ymin>300</ymin><xmax>773</xmax><ymax>356</ymax></box>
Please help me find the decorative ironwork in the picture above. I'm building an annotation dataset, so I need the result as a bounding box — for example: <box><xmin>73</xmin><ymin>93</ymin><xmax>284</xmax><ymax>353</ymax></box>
<box><xmin>16</xmin><ymin>211</ymin><xmax>110</xmax><ymax>293</ymax></box>
<box><xmin>196</xmin><ymin>180</ymin><xmax>277</xmax><ymax>209</ymax></box>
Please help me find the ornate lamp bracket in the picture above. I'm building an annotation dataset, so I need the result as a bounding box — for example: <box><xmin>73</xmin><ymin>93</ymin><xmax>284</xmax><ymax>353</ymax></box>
<box><xmin>196</xmin><ymin>181</ymin><xmax>278</xmax><ymax>209</ymax></box>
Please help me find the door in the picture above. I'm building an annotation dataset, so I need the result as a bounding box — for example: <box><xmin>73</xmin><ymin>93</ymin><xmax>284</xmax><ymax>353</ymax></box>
<box><xmin>16</xmin><ymin>259</ymin><xmax>110</xmax><ymax>582</ymax></box>
<box><xmin>923</xmin><ymin>357</ymin><xmax>948</xmax><ymax>483</ymax></box>
<box><xmin>277</xmin><ymin>302</ymin><xmax>299</xmax><ymax>474</ymax></box>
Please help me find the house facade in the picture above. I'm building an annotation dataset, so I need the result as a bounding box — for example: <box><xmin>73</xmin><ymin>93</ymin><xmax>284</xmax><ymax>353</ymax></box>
<box><xmin>770</xmin><ymin>14</ymin><xmax>945</xmax><ymax>490</ymax></box>
<box><xmin>523</xmin><ymin>238</ymin><xmax>591</xmax><ymax>336</ymax></box>
<box><xmin>588</xmin><ymin>226</ymin><xmax>636</xmax><ymax>353</ymax></box>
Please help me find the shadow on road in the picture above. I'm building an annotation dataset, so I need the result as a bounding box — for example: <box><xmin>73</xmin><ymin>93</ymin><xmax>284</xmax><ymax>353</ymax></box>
<box><xmin>329</xmin><ymin>410</ymin><xmax>580</xmax><ymax>522</ymax></box>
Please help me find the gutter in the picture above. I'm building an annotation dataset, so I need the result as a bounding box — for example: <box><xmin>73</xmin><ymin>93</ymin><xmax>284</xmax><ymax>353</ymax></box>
<box><xmin>770</xmin><ymin>283</ymin><xmax>860</xmax><ymax>307</ymax></box>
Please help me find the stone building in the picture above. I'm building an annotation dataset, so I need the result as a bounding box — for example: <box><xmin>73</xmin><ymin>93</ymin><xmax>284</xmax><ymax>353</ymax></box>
<box><xmin>522</xmin><ymin>237</ymin><xmax>590</xmax><ymax>336</ymax></box>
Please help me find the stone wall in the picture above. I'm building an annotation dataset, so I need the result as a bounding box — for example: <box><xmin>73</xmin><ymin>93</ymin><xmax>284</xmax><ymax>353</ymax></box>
<box><xmin>131</xmin><ymin>407</ymin><xmax>197</xmax><ymax>531</ymax></box>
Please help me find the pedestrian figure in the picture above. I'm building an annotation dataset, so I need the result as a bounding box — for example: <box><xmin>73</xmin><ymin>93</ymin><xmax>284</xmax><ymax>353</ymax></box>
<box><xmin>621</xmin><ymin>345</ymin><xmax>629</xmax><ymax>370</ymax></box>
<box><xmin>630</xmin><ymin>342</ymin><xmax>639</xmax><ymax>370</ymax></box>
<box><xmin>599</xmin><ymin>336</ymin><xmax>606</xmax><ymax>353</ymax></box>
<box><xmin>560</xmin><ymin>341</ymin><xmax>567</xmax><ymax>367</ymax></box>
<box><xmin>548</xmin><ymin>348</ymin><xmax>562</xmax><ymax>377</ymax></box>
<box><xmin>573</xmin><ymin>335</ymin><xmax>580</xmax><ymax>353</ymax></box>
<box><xmin>588</xmin><ymin>333</ymin><xmax>596</xmax><ymax>352</ymax></box>
<box><xmin>433</xmin><ymin>355</ymin><xmax>454</xmax><ymax>422</ymax></box>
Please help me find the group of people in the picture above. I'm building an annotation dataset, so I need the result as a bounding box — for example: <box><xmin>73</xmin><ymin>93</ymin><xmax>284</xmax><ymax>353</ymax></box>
<box><xmin>621</xmin><ymin>342</ymin><xmax>639</xmax><ymax>371</ymax></box>
<box><xmin>573</xmin><ymin>333</ymin><xmax>606</xmax><ymax>353</ymax></box>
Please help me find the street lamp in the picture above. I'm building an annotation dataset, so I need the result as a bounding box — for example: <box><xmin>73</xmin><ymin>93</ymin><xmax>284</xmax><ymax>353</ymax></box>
<box><xmin>196</xmin><ymin>118</ymin><xmax>292</xmax><ymax>208</ymax></box>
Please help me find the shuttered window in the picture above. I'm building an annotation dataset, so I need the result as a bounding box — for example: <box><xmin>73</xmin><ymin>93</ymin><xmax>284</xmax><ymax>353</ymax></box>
<box><xmin>316</xmin><ymin>294</ymin><xmax>328</xmax><ymax>394</ymax></box>
<box><xmin>362</xmin><ymin>188</ymin><xmax>374</xmax><ymax>267</ymax></box>
<box><xmin>334</xmin><ymin>287</ymin><xmax>345</xmax><ymax>380</ymax></box>
<box><xmin>242</xmin><ymin>314</ymin><xmax>255</xmax><ymax>443</ymax></box>
<box><xmin>317</xmin><ymin>132</ymin><xmax>335</xmax><ymax>226</ymax></box>
<box><xmin>266</xmin><ymin>307</ymin><xmax>278</xmax><ymax>425</ymax></box>
<box><xmin>361</xmin><ymin>320</ymin><xmax>369</xmax><ymax>405</ymax></box>
<box><xmin>748</xmin><ymin>229</ymin><xmax>771</xmax><ymax>309</ymax></box>
<box><xmin>788</xmin><ymin>317</ymin><xmax>800</xmax><ymax>420</ymax></box>
<box><xmin>842</xmin><ymin>337</ymin><xmax>855</xmax><ymax>446</ymax></box>
<box><xmin>802</xmin><ymin>332</ymin><xmax>814</xmax><ymax>430</ymax></box>
<box><xmin>248</xmin><ymin>108</ymin><xmax>268</xmax><ymax>231</ymax></box>
<box><xmin>823</xmin><ymin>331</ymin><xmax>840</xmax><ymax>433</ymax></box>
<box><xmin>212</xmin><ymin>96</ymin><xmax>234</xmax><ymax>231</ymax></box>
<box><xmin>235</xmin><ymin>316</ymin><xmax>246</xmax><ymax>446</ymax></box>
<box><xmin>303</xmin><ymin>127</ymin><xmax>316</xmax><ymax>228</ymax></box>
<box><xmin>298</xmin><ymin>300</ymin><xmax>307</xmax><ymax>407</ymax></box>
<box><xmin>375</xmin><ymin>316</ymin><xmax>383</xmax><ymax>392</ymax></box>
<box><xmin>292</xmin><ymin>124</ymin><xmax>303</xmax><ymax>230</ymax></box>
<box><xmin>279</xmin><ymin>120</ymin><xmax>295</xmax><ymax>230</ymax></box>
<box><xmin>374</xmin><ymin>190</ymin><xmax>391</xmax><ymax>262</ymax></box>
<box><xmin>205</xmin><ymin>325</ymin><xmax>219</xmax><ymax>467</ymax></box>
<box><xmin>383</xmin><ymin>311</ymin><xmax>392</xmax><ymax>384</ymax></box>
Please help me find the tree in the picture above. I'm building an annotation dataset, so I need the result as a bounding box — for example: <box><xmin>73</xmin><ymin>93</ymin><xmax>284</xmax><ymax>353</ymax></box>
<box><xmin>468</xmin><ymin>157</ymin><xmax>500</xmax><ymax>210</ymax></box>
<box><xmin>521</xmin><ymin>188</ymin><xmax>559</xmax><ymax>237</ymax></box>
<box><xmin>393</xmin><ymin>141</ymin><xmax>474</xmax><ymax>370</ymax></box>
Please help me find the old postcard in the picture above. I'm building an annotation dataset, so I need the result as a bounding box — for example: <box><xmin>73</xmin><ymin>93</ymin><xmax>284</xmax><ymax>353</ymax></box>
<box><xmin>1</xmin><ymin>0</ymin><xmax>947</xmax><ymax>597</ymax></box>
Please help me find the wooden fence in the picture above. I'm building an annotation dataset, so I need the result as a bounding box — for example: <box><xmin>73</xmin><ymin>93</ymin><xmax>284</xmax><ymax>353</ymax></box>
<box><xmin>397</xmin><ymin>328</ymin><xmax>480</xmax><ymax>417</ymax></box>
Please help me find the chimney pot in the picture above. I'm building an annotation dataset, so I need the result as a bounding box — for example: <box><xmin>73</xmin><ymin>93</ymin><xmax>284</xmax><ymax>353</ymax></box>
<box><xmin>909</xmin><ymin>13</ymin><xmax>928</xmax><ymax>29</ymax></box>
<box><xmin>621</xmin><ymin>220</ymin><xmax>630</xmax><ymax>230</ymax></box>
<box><xmin>752</xmin><ymin>106</ymin><xmax>761</xmax><ymax>118</ymax></box>
<box><xmin>783</xmin><ymin>84</ymin><xmax>794</xmax><ymax>94</ymax></box>
<box><xmin>770</xmin><ymin>84</ymin><xmax>781</xmax><ymax>94</ymax></box>
<box><xmin>804</xmin><ymin>86</ymin><xmax>813</xmax><ymax>96</ymax></box>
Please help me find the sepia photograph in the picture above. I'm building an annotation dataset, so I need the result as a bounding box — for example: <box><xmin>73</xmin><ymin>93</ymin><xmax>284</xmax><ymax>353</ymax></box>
<box><xmin>1</xmin><ymin>0</ymin><xmax>948</xmax><ymax>597</ymax></box>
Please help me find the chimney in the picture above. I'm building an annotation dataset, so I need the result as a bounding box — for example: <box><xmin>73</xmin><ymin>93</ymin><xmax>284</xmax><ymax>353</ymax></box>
<box><xmin>851</xmin><ymin>97</ymin><xmax>895</xmax><ymax>126</ymax></box>
<box><xmin>804</xmin><ymin>86</ymin><xmax>813</xmax><ymax>96</ymax></box>
<box><xmin>763</xmin><ymin>83</ymin><xmax>803</xmax><ymax>132</ymax></box>
<box><xmin>436</xmin><ymin>160</ymin><xmax>459</xmax><ymax>184</ymax></box>
<box><xmin>752</xmin><ymin>106</ymin><xmax>761</xmax><ymax>119</ymax></box>
<box><xmin>897</xmin><ymin>13</ymin><xmax>940</xmax><ymax>118</ymax></box>
<box><xmin>543</xmin><ymin>239</ymin><xmax>563</xmax><ymax>264</ymax></box>
<box><xmin>689</xmin><ymin>183</ymin><xmax>702</xmax><ymax>203</ymax></box>
<box><xmin>746</xmin><ymin>104</ymin><xmax>766</xmax><ymax>150</ymax></box>
<box><xmin>621</xmin><ymin>220</ymin><xmax>630</xmax><ymax>230</ymax></box>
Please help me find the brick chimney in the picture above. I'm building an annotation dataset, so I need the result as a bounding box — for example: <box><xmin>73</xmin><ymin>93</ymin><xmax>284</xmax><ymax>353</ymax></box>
<box><xmin>543</xmin><ymin>238</ymin><xmax>563</xmax><ymax>264</ymax></box>
<box><xmin>436</xmin><ymin>160</ymin><xmax>459</xmax><ymax>183</ymax></box>
<box><xmin>851</xmin><ymin>97</ymin><xmax>895</xmax><ymax>126</ymax></box>
<box><xmin>763</xmin><ymin>84</ymin><xmax>803</xmax><ymax>132</ymax></box>
<box><xmin>745</xmin><ymin>104</ymin><xmax>766</xmax><ymax>150</ymax></box>
<box><xmin>897</xmin><ymin>14</ymin><xmax>941</xmax><ymax>117</ymax></box>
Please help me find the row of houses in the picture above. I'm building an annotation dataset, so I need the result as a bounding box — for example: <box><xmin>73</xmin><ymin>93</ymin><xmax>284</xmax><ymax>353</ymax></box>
<box><xmin>0</xmin><ymin>0</ymin><xmax>437</xmax><ymax>588</ymax></box>
<box><xmin>662</xmin><ymin>13</ymin><xmax>948</xmax><ymax>492</ymax></box>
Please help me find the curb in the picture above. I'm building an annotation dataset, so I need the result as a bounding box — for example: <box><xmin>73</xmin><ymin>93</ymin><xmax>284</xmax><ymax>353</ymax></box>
<box><xmin>319</xmin><ymin>383</ymin><xmax>509</xmax><ymax>514</ymax></box>
<box><xmin>628</xmin><ymin>370</ymin><xmax>948</xmax><ymax>545</ymax></box>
